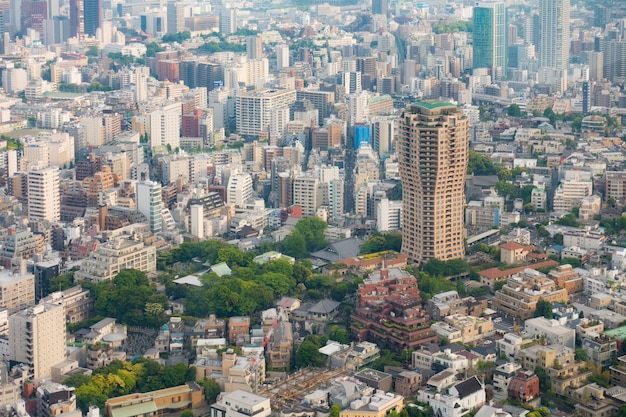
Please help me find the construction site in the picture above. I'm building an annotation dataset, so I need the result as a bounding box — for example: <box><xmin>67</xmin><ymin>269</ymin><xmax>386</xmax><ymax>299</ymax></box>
<box><xmin>259</xmin><ymin>366</ymin><xmax>355</xmax><ymax>411</ymax></box>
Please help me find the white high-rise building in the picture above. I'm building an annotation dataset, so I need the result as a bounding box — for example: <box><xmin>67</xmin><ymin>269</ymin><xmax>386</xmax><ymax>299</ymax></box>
<box><xmin>236</xmin><ymin>88</ymin><xmax>297</xmax><ymax>136</ymax></box>
<box><xmin>148</xmin><ymin>111</ymin><xmax>180</xmax><ymax>150</ymax></box>
<box><xmin>133</xmin><ymin>67</ymin><xmax>149</xmax><ymax>103</ymax></box>
<box><xmin>190</xmin><ymin>204</ymin><xmax>204</xmax><ymax>239</ymax></box>
<box><xmin>270</xmin><ymin>107</ymin><xmax>290</xmax><ymax>144</ymax></box>
<box><xmin>227</xmin><ymin>173</ymin><xmax>253</xmax><ymax>208</ymax></box>
<box><xmin>2</xmin><ymin>67</ymin><xmax>27</xmax><ymax>95</ymax></box>
<box><xmin>219</xmin><ymin>8</ymin><xmax>236</xmax><ymax>35</ymax></box>
<box><xmin>276</xmin><ymin>44</ymin><xmax>290</xmax><ymax>70</ymax></box>
<box><xmin>348</xmin><ymin>91</ymin><xmax>369</xmax><ymax>125</ymax></box>
<box><xmin>137</xmin><ymin>181</ymin><xmax>163</xmax><ymax>234</ymax></box>
<box><xmin>28</xmin><ymin>168</ymin><xmax>60</xmax><ymax>222</ymax></box>
<box><xmin>328</xmin><ymin>179</ymin><xmax>344</xmax><ymax>221</ymax></box>
<box><xmin>377</xmin><ymin>198</ymin><xmax>402</xmax><ymax>232</ymax></box>
<box><xmin>293</xmin><ymin>176</ymin><xmax>324</xmax><ymax>218</ymax></box>
<box><xmin>9</xmin><ymin>304</ymin><xmax>65</xmax><ymax>380</ymax></box>
<box><xmin>539</xmin><ymin>0</ymin><xmax>570</xmax><ymax>92</ymax></box>
<box><xmin>247</xmin><ymin>58</ymin><xmax>269</xmax><ymax>87</ymax></box>
<box><xmin>342</xmin><ymin>71</ymin><xmax>362</xmax><ymax>94</ymax></box>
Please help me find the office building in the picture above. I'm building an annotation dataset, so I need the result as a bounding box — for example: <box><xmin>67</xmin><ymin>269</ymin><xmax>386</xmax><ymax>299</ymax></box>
<box><xmin>342</xmin><ymin>71</ymin><xmax>362</xmax><ymax>94</ymax></box>
<box><xmin>219</xmin><ymin>8</ymin><xmax>236</xmax><ymax>35</ymax></box>
<box><xmin>69</xmin><ymin>0</ymin><xmax>83</xmax><ymax>37</ymax></box>
<box><xmin>398</xmin><ymin>101</ymin><xmax>468</xmax><ymax>264</ymax></box>
<box><xmin>371</xmin><ymin>0</ymin><xmax>388</xmax><ymax>15</ymax></box>
<box><xmin>235</xmin><ymin>89</ymin><xmax>297</xmax><ymax>137</ymax></box>
<box><xmin>9</xmin><ymin>304</ymin><xmax>65</xmax><ymax>380</ymax></box>
<box><xmin>0</xmin><ymin>263</ymin><xmax>35</xmax><ymax>314</ymax></box>
<box><xmin>20</xmin><ymin>0</ymin><xmax>48</xmax><ymax>34</ymax></box>
<box><xmin>539</xmin><ymin>0</ymin><xmax>570</xmax><ymax>91</ymax></box>
<box><xmin>167</xmin><ymin>1</ymin><xmax>184</xmax><ymax>34</ymax></box>
<box><xmin>137</xmin><ymin>181</ymin><xmax>163</xmax><ymax>234</ymax></box>
<box><xmin>473</xmin><ymin>0</ymin><xmax>506</xmax><ymax>79</ymax></box>
<box><xmin>28</xmin><ymin>168</ymin><xmax>60</xmax><ymax>222</ymax></box>
<box><xmin>83</xmin><ymin>0</ymin><xmax>101</xmax><ymax>36</ymax></box>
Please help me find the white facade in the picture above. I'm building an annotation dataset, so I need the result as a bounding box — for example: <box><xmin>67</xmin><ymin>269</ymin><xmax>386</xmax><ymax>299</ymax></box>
<box><xmin>137</xmin><ymin>181</ymin><xmax>163</xmax><ymax>234</ymax></box>
<box><xmin>418</xmin><ymin>377</ymin><xmax>486</xmax><ymax>417</ymax></box>
<box><xmin>524</xmin><ymin>317</ymin><xmax>575</xmax><ymax>349</ymax></box>
<box><xmin>9</xmin><ymin>304</ymin><xmax>65</xmax><ymax>380</ymax></box>
<box><xmin>227</xmin><ymin>173</ymin><xmax>254</xmax><ymax>208</ymax></box>
<box><xmin>377</xmin><ymin>198</ymin><xmax>402</xmax><ymax>232</ymax></box>
<box><xmin>211</xmin><ymin>390</ymin><xmax>271</xmax><ymax>417</ymax></box>
<box><xmin>276</xmin><ymin>44</ymin><xmax>290</xmax><ymax>70</ymax></box>
<box><xmin>236</xmin><ymin>89</ymin><xmax>297</xmax><ymax>136</ymax></box>
<box><xmin>293</xmin><ymin>176</ymin><xmax>323</xmax><ymax>218</ymax></box>
<box><xmin>148</xmin><ymin>111</ymin><xmax>181</xmax><ymax>150</ymax></box>
<box><xmin>28</xmin><ymin>168</ymin><xmax>60</xmax><ymax>222</ymax></box>
<box><xmin>190</xmin><ymin>204</ymin><xmax>204</xmax><ymax>239</ymax></box>
<box><xmin>539</xmin><ymin>0</ymin><xmax>570</xmax><ymax>92</ymax></box>
<box><xmin>552</xmin><ymin>178</ymin><xmax>593</xmax><ymax>211</ymax></box>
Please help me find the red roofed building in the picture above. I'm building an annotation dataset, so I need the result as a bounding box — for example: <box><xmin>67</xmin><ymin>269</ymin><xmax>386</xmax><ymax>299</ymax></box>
<box><xmin>500</xmin><ymin>241</ymin><xmax>530</xmax><ymax>265</ymax></box>
<box><xmin>351</xmin><ymin>268</ymin><xmax>437</xmax><ymax>353</ymax></box>
<box><xmin>479</xmin><ymin>260</ymin><xmax>559</xmax><ymax>289</ymax></box>
<box><xmin>508</xmin><ymin>370</ymin><xmax>540</xmax><ymax>403</ymax></box>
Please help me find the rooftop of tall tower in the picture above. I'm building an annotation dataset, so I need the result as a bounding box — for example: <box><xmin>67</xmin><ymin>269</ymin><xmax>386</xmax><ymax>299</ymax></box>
<box><xmin>414</xmin><ymin>100</ymin><xmax>456</xmax><ymax>110</ymax></box>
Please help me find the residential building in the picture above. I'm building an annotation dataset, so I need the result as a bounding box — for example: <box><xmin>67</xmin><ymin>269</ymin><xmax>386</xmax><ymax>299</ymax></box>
<box><xmin>9</xmin><ymin>304</ymin><xmax>65</xmax><ymax>380</ymax></box>
<box><xmin>28</xmin><ymin>168</ymin><xmax>60</xmax><ymax>222</ymax></box>
<box><xmin>148</xmin><ymin>111</ymin><xmax>181</xmax><ymax>150</ymax></box>
<box><xmin>73</xmin><ymin>235</ymin><xmax>157</xmax><ymax>283</ymax></box>
<box><xmin>351</xmin><ymin>268</ymin><xmax>437</xmax><ymax>353</ymax></box>
<box><xmin>538</xmin><ymin>0</ymin><xmax>570</xmax><ymax>91</ymax></box>
<box><xmin>339</xmin><ymin>391</ymin><xmax>403</xmax><ymax>417</ymax></box>
<box><xmin>418</xmin><ymin>376</ymin><xmax>486</xmax><ymax>417</ymax></box>
<box><xmin>582</xmin><ymin>334</ymin><xmax>618</xmax><ymax>369</ymax></box>
<box><xmin>524</xmin><ymin>317</ymin><xmax>576</xmax><ymax>349</ymax></box>
<box><xmin>137</xmin><ymin>181</ymin><xmax>163</xmax><ymax>234</ymax></box>
<box><xmin>493</xmin><ymin>362</ymin><xmax>522</xmax><ymax>393</ymax></box>
<box><xmin>210</xmin><ymin>390</ymin><xmax>270</xmax><ymax>417</ymax></box>
<box><xmin>610</xmin><ymin>354</ymin><xmax>626</xmax><ymax>387</ymax></box>
<box><xmin>606</xmin><ymin>171</ymin><xmax>626</xmax><ymax>203</ymax></box>
<box><xmin>548</xmin><ymin>264</ymin><xmax>583</xmax><ymax>294</ymax></box>
<box><xmin>40</xmin><ymin>285</ymin><xmax>95</xmax><ymax>324</ymax></box>
<box><xmin>398</xmin><ymin>101</ymin><xmax>468</xmax><ymax>264</ymax></box>
<box><xmin>499</xmin><ymin>241</ymin><xmax>530</xmax><ymax>265</ymax></box>
<box><xmin>507</xmin><ymin>371</ymin><xmax>540</xmax><ymax>403</ymax></box>
<box><xmin>236</xmin><ymin>89</ymin><xmax>297</xmax><ymax>137</ymax></box>
<box><xmin>36</xmin><ymin>383</ymin><xmax>77</xmax><ymax>417</ymax></box>
<box><xmin>227</xmin><ymin>174</ymin><xmax>254</xmax><ymax>208</ymax></box>
<box><xmin>292</xmin><ymin>176</ymin><xmax>324</xmax><ymax>218</ymax></box>
<box><xmin>228</xmin><ymin>316</ymin><xmax>250</xmax><ymax>346</ymax></box>
<box><xmin>493</xmin><ymin>269</ymin><xmax>568</xmax><ymax>320</ymax></box>
<box><xmin>0</xmin><ymin>262</ymin><xmax>35</xmax><ymax>314</ymax></box>
<box><xmin>106</xmin><ymin>383</ymin><xmax>205</xmax><ymax>417</ymax></box>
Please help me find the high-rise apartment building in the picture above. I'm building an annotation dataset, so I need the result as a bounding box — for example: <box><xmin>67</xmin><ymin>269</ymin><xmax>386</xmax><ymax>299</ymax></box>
<box><xmin>9</xmin><ymin>303</ymin><xmax>65</xmax><ymax>380</ymax></box>
<box><xmin>235</xmin><ymin>88</ymin><xmax>297</xmax><ymax>136</ymax></box>
<box><xmin>148</xmin><ymin>111</ymin><xmax>180</xmax><ymax>150</ymax></box>
<box><xmin>227</xmin><ymin>173</ymin><xmax>253</xmax><ymax>208</ymax></box>
<box><xmin>28</xmin><ymin>168</ymin><xmax>60</xmax><ymax>222</ymax></box>
<box><xmin>137</xmin><ymin>181</ymin><xmax>163</xmax><ymax>234</ymax></box>
<box><xmin>539</xmin><ymin>0</ymin><xmax>570</xmax><ymax>91</ymax></box>
<box><xmin>473</xmin><ymin>0</ymin><xmax>506</xmax><ymax>79</ymax></box>
<box><xmin>276</xmin><ymin>44</ymin><xmax>290</xmax><ymax>70</ymax></box>
<box><xmin>398</xmin><ymin>101</ymin><xmax>469</xmax><ymax>264</ymax></box>
<box><xmin>293</xmin><ymin>176</ymin><xmax>324</xmax><ymax>218</ymax></box>
<box><xmin>247</xmin><ymin>35</ymin><xmax>262</xmax><ymax>59</ymax></box>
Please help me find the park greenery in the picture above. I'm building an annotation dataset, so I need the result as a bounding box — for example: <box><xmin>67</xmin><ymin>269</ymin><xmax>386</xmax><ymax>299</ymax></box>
<box><xmin>432</xmin><ymin>21</ymin><xmax>473</xmax><ymax>34</ymax></box>
<box><xmin>359</xmin><ymin>232</ymin><xmax>402</xmax><ymax>254</ymax></box>
<box><xmin>1</xmin><ymin>136</ymin><xmax>23</xmax><ymax>151</ymax></box>
<box><xmin>64</xmin><ymin>359</ymin><xmax>198</xmax><ymax>412</ymax></box>
<box><xmin>162</xmin><ymin>31</ymin><xmax>191</xmax><ymax>43</ymax></box>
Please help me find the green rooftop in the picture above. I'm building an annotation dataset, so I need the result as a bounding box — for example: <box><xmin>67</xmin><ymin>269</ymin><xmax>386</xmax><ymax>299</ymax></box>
<box><xmin>415</xmin><ymin>100</ymin><xmax>455</xmax><ymax>110</ymax></box>
<box><xmin>604</xmin><ymin>326</ymin><xmax>626</xmax><ymax>340</ymax></box>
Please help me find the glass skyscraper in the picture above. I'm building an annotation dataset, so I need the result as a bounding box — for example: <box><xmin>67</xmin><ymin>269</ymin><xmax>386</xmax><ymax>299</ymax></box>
<box><xmin>473</xmin><ymin>0</ymin><xmax>506</xmax><ymax>78</ymax></box>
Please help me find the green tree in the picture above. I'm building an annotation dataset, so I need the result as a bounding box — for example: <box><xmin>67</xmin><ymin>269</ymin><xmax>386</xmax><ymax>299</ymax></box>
<box><xmin>181</xmin><ymin>411</ymin><xmax>194</xmax><ymax>417</ymax></box>
<box><xmin>49</xmin><ymin>272</ymin><xmax>75</xmax><ymax>292</ymax></box>
<box><xmin>199</xmin><ymin>378</ymin><xmax>221</xmax><ymax>404</ymax></box>
<box><xmin>507</xmin><ymin>104</ymin><xmax>522</xmax><ymax>117</ymax></box>
<box><xmin>329</xmin><ymin>404</ymin><xmax>341</xmax><ymax>417</ymax></box>
<box><xmin>294</xmin><ymin>340</ymin><xmax>326</xmax><ymax>368</ymax></box>
<box><xmin>575</xmin><ymin>348</ymin><xmax>588</xmax><ymax>362</ymax></box>
<box><xmin>328</xmin><ymin>325</ymin><xmax>350</xmax><ymax>344</ymax></box>
<box><xmin>534</xmin><ymin>299</ymin><xmax>554</xmax><ymax>319</ymax></box>
<box><xmin>467</xmin><ymin>150</ymin><xmax>497</xmax><ymax>175</ymax></box>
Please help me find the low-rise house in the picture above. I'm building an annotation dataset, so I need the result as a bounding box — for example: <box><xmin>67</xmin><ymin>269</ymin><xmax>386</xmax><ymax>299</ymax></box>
<box><xmin>507</xmin><ymin>370</ymin><xmax>540</xmax><ymax>403</ymax></box>
<box><xmin>384</xmin><ymin>366</ymin><xmax>422</xmax><ymax>397</ymax></box>
<box><xmin>210</xmin><ymin>389</ymin><xmax>270</xmax><ymax>417</ymax></box>
<box><xmin>425</xmin><ymin>368</ymin><xmax>458</xmax><ymax>392</ymax></box>
<box><xmin>493</xmin><ymin>362</ymin><xmax>522</xmax><ymax>393</ymax></box>
<box><xmin>418</xmin><ymin>376</ymin><xmax>486</xmax><ymax>417</ymax></box>
<box><xmin>524</xmin><ymin>317</ymin><xmax>576</xmax><ymax>350</ymax></box>
<box><xmin>582</xmin><ymin>334</ymin><xmax>618</xmax><ymax>369</ymax></box>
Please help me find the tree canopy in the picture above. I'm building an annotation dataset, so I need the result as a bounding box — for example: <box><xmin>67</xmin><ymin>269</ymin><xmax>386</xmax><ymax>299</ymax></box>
<box><xmin>279</xmin><ymin>217</ymin><xmax>329</xmax><ymax>258</ymax></box>
<box><xmin>359</xmin><ymin>232</ymin><xmax>402</xmax><ymax>254</ymax></box>
<box><xmin>534</xmin><ymin>299</ymin><xmax>554</xmax><ymax>319</ymax></box>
